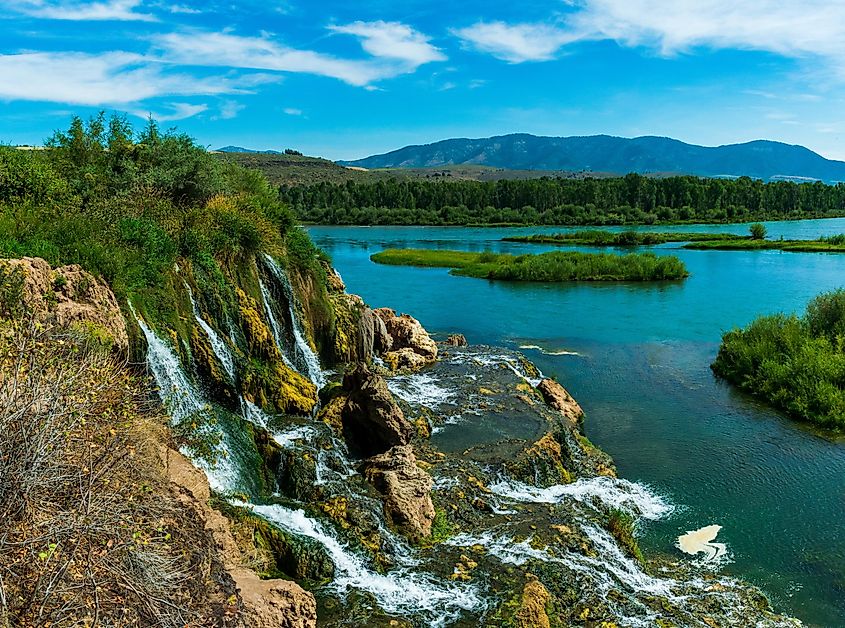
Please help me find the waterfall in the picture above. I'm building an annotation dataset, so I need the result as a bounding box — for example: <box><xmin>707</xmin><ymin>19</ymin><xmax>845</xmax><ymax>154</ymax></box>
<box><xmin>242</xmin><ymin>502</ymin><xmax>486</xmax><ymax>627</ymax></box>
<box><xmin>258</xmin><ymin>276</ymin><xmax>297</xmax><ymax>371</ymax></box>
<box><xmin>131</xmin><ymin>304</ymin><xmax>205</xmax><ymax>425</ymax></box>
<box><xmin>184</xmin><ymin>283</ymin><xmax>236</xmax><ymax>381</ymax></box>
<box><xmin>262</xmin><ymin>254</ymin><xmax>327</xmax><ymax>389</ymax></box>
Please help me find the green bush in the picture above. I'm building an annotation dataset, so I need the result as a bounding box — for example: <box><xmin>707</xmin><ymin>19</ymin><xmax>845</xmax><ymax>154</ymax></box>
<box><xmin>713</xmin><ymin>290</ymin><xmax>845</xmax><ymax>428</ymax></box>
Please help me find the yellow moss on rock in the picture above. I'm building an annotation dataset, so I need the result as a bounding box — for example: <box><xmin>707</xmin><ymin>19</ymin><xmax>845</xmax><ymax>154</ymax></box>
<box><xmin>515</xmin><ymin>578</ymin><xmax>552</xmax><ymax>628</ymax></box>
<box><xmin>236</xmin><ymin>287</ymin><xmax>277</xmax><ymax>360</ymax></box>
<box><xmin>318</xmin><ymin>395</ymin><xmax>347</xmax><ymax>432</ymax></box>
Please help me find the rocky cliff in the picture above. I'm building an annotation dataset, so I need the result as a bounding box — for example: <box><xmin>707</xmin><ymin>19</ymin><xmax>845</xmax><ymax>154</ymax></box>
<box><xmin>0</xmin><ymin>251</ymin><xmax>802</xmax><ymax>628</ymax></box>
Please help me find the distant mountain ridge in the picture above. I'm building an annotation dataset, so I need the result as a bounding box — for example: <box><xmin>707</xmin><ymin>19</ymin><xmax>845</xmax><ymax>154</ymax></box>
<box><xmin>339</xmin><ymin>134</ymin><xmax>845</xmax><ymax>182</ymax></box>
<box><xmin>215</xmin><ymin>145</ymin><xmax>281</xmax><ymax>154</ymax></box>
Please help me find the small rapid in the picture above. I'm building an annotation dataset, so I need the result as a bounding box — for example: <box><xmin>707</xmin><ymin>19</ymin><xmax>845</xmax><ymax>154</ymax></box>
<box><xmin>243</xmin><ymin>502</ymin><xmax>487</xmax><ymax>627</ymax></box>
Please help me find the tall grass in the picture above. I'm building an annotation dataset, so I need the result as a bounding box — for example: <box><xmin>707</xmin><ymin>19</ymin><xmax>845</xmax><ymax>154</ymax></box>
<box><xmin>370</xmin><ymin>248</ymin><xmax>689</xmax><ymax>282</ymax></box>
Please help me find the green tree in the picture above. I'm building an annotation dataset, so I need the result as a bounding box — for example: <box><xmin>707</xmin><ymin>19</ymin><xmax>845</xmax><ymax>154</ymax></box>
<box><xmin>749</xmin><ymin>223</ymin><xmax>767</xmax><ymax>240</ymax></box>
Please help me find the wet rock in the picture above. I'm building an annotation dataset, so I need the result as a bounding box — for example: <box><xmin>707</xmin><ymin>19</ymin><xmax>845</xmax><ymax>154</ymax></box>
<box><xmin>356</xmin><ymin>308</ymin><xmax>375</xmax><ymax>363</ymax></box>
<box><xmin>363</xmin><ymin>445</ymin><xmax>435</xmax><ymax>540</ymax></box>
<box><xmin>1</xmin><ymin>257</ymin><xmax>129</xmax><ymax>352</ymax></box>
<box><xmin>382</xmin><ymin>347</ymin><xmax>429</xmax><ymax>371</ymax></box>
<box><xmin>321</xmin><ymin>260</ymin><xmax>346</xmax><ymax>293</ymax></box>
<box><xmin>537</xmin><ymin>378</ymin><xmax>584</xmax><ymax>426</ymax></box>
<box><xmin>515</xmin><ymin>577</ymin><xmax>552</xmax><ymax>628</ymax></box>
<box><xmin>373</xmin><ymin>312</ymin><xmax>392</xmax><ymax>354</ymax></box>
<box><xmin>341</xmin><ymin>363</ymin><xmax>413</xmax><ymax>456</ymax></box>
<box><xmin>445</xmin><ymin>333</ymin><xmax>468</xmax><ymax>347</ymax></box>
<box><xmin>373</xmin><ymin>308</ymin><xmax>437</xmax><ymax>367</ymax></box>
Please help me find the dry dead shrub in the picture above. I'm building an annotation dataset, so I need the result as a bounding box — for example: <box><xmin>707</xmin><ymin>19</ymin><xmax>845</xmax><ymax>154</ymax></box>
<box><xmin>0</xmin><ymin>317</ymin><xmax>232</xmax><ymax>627</ymax></box>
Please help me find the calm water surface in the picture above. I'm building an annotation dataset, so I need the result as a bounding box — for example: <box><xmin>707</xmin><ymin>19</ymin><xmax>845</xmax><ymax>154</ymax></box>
<box><xmin>308</xmin><ymin>218</ymin><xmax>845</xmax><ymax>627</ymax></box>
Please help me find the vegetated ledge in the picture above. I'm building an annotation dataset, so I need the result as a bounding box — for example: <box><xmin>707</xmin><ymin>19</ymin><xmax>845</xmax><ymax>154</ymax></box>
<box><xmin>504</xmin><ymin>230</ymin><xmax>747</xmax><ymax>247</ymax></box>
<box><xmin>684</xmin><ymin>234</ymin><xmax>845</xmax><ymax>252</ymax></box>
<box><xmin>712</xmin><ymin>288</ymin><xmax>845</xmax><ymax>431</ymax></box>
<box><xmin>370</xmin><ymin>248</ymin><xmax>689</xmax><ymax>282</ymax></box>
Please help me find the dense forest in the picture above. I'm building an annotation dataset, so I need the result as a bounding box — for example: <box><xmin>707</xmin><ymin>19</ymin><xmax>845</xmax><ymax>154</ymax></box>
<box><xmin>281</xmin><ymin>174</ymin><xmax>845</xmax><ymax>225</ymax></box>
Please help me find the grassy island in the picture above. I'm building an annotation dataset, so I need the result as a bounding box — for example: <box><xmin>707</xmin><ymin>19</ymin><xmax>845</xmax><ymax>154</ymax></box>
<box><xmin>370</xmin><ymin>248</ymin><xmax>689</xmax><ymax>282</ymax></box>
<box><xmin>684</xmin><ymin>234</ymin><xmax>845</xmax><ymax>252</ymax></box>
<box><xmin>712</xmin><ymin>289</ymin><xmax>845</xmax><ymax>429</ymax></box>
<box><xmin>505</xmin><ymin>230</ymin><xmax>746</xmax><ymax>247</ymax></box>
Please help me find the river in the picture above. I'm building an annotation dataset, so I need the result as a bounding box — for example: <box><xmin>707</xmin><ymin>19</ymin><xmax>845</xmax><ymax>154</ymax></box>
<box><xmin>308</xmin><ymin>218</ymin><xmax>845</xmax><ymax>627</ymax></box>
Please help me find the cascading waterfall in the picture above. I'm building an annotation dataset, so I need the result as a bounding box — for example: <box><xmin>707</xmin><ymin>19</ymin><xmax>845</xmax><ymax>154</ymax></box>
<box><xmin>259</xmin><ymin>276</ymin><xmax>297</xmax><ymax>371</ymax></box>
<box><xmin>241</xmin><ymin>502</ymin><xmax>486</xmax><ymax>628</ymax></box>
<box><xmin>184</xmin><ymin>283</ymin><xmax>236</xmax><ymax>381</ymax></box>
<box><xmin>131</xmin><ymin>304</ymin><xmax>205</xmax><ymax>424</ymax></box>
<box><xmin>262</xmin><ymin>253</ymin><xmax>327</xmax><ymax>388</ymax></box>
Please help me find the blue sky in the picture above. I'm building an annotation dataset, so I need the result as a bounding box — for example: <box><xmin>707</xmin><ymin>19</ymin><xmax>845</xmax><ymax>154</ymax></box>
<box><xmin>2</xmin><ymin>0</ymin><xmax>845</xmax><ymax>160</ymax></box>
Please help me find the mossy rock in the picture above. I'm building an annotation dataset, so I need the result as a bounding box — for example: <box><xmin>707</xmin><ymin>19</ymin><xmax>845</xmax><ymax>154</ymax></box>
<box><xmin>243</xmin><ymin>422</ymin><xmax>283</xmax><ymax>495</ymax></box>
<box><xmin>242</xmin><ymin>358</ymin><xmax>317</xmax><ymax>416</ymax></box>
<box><xmin>190</xmin><ymin>325</ymin><xmax>236</xmax><ymax>405</ymax></box>
<box><xmin>506</xmin><ymin>432</ymin><xmax>575</xmax><ymax>487</ymax></box>
<box><xmin>215</xmin><ymin>500</ymin><xmax>334</xmax><ymax>584</ymax></box>
<box><xmin>277</xmin><ymin>448</ymin><xmax>320</xmax><ymax>502</ymax></box>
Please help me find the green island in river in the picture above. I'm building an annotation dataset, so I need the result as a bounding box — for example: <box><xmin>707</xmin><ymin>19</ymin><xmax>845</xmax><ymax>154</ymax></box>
<box><xmin>504</xmin><ymin>230</ymin><xmax>748</xmax><ymax>246</ymax></box>
<box><xmin>370</xmin><ymin>248</ymin><xmax>689</xmax><ymax>281</ymax></box>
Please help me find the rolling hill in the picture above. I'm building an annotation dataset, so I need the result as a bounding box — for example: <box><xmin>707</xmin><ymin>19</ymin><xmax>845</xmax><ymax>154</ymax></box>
<box><xmin>339</xmin><ymin>134</ymin><xmax>845</xmax><ymax>182</ymax></box>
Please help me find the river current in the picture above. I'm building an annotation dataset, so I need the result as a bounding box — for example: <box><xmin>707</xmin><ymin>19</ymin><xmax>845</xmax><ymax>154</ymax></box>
<box><xmin>309</xmin><ymin>218</ymin><xmax>845</xmax><ymax>627</ymax></box>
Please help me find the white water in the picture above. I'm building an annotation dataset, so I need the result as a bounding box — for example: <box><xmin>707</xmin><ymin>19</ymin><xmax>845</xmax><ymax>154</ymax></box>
<box><xmin>489</xmin><ymin>476</ymin><xmax>674</xmax><ymax>521</ymax></box>
<box><xmin>448</xmin><ymin>350</ymin><xmax>543</xmax><ymax>387</ymax></box>
<box><xmin>263</xmin><ymin>254</ymin><xmax>327</xmax><ymax>388</ymax></box>
<box><xmin>132</xmin><ymin>305</ymin><xmax>206</xmax><ymax>424</ymax></box>
<box><xmin>519</xmin><ymin>344</ymin><xmax>580</xmax><ymax>357</ymax></box>
<box><xmin>243</xmin><ymin>502</ymin><xmax>486</xmax><ymax>627</ymax></box>
<box><xmin>258</xmin><ymin>276</ymin><xmax>297</xmax><ymax>371</ymax></box>
<box><xmin>387</xmin><ymin>372</ymin><xmax>456</xmax><ymax>407</ymax></box>
<box><xmin>185</xmin><ymin>284</ymin><xmax>236</xmax><ymax>381</ymax></box>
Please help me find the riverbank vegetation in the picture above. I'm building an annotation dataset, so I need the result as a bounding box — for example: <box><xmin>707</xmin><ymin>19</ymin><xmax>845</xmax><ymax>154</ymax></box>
<box><xmin>505</xmin><ymin>230</ymin><xmax>746</xmax><ymax>246</ymax></box>
<box><xmin>281</xmin><ymin>173</ymin><xmax>845</xmax><ymax>226</ymax></box>
<box><xmin>371</xmin><ymin>248</ymin><xmax>689</xmax><ymax>281</ymax></box>
<box><xmin>684</xmin><ymin>234</ymin><xmax>845</xmax><ymax>252</ymax></box>
<box><xmin>0</xmin><ymin>113</ymin><xmax>320</xmax><ymax>307</ymax></box>
<box><xmin>712</xmin><ymin>290</ymin><xmax>845</xmax><ymax>429</ymax></box>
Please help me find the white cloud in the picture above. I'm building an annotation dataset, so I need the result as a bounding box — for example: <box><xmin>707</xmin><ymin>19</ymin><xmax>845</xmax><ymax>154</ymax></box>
<box><xmin>152</xmin><ymin>24</ymin><xmax>444</xmax><ymax>87</ymax></box>
<box><xmin>8</xmin><ymin>0</ymin><xmax>156</xmax><ymax>21</ymax></box>
<box><xmin>328</xmin><ymin>21</ymin><xmax>445</xmax><ymax>66</ymax></box>
<box><xmin>0</xmin><ymin>51</ymin><xmax>264</xmax><ymax>105</ymax></box>
<box><xmin>453</xmin><ymin>21</ymin><xmax>576</xmax><ymax>63</ymax></box>
<box><xmin>168</xmin><ymin>4</ymin><xmax>200</xmax><ymax>13</ymax></box>
<box><xmin>283</xmin><ymin>107</ymin><xmax>302</xmax><ymax>116</ymax></box>
<box><xmin>456</xmin><ymin>1</ymin><xmax>845</xmax><ymax>72</ymax></box>
<box><xmin>217</xmin><ymin>100</ymin><xmax>245</xmax><ymax>119</ymax></box>
<box><xmin>128</xmin><ymin>102</ymin><xmax>207</xmax><ymax>121</ymax></box>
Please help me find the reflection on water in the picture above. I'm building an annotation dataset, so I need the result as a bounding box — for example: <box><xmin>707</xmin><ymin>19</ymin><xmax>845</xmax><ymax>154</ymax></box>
<box><xmin>310</xmin><ymin>219</ymin><xmax>845</xmax><ymax>627</ymax></box>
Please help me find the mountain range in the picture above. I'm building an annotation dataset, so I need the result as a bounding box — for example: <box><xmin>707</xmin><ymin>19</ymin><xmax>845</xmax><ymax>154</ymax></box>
<box><xmin>339</xmin><ymin>134</ymin><xmax>845</xmax><ymax>182</ymax></box>
<box><xmin>215</xmin><ymin>145</ymin><xmax>281</xmax><ymax>155</ymax></box>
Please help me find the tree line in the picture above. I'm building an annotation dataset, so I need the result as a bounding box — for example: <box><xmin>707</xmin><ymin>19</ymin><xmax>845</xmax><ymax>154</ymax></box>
<box><xmin>280</xmin><ymin>173</ymin><xmax>845</xmax><ymax>225</ymax></box>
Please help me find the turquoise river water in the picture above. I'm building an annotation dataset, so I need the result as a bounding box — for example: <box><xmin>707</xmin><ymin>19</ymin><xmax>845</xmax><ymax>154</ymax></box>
<box><xmin>308</xmin><ymin>219</ymin><xmax>845</xmax><ymax>627</ymax></box>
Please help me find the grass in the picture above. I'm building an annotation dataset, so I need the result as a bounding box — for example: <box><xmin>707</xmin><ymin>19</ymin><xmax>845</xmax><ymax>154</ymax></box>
<box><xmin>370</xmin><ymin>248</ymin><xmax>689</xmax><ymax>282</ymax></box>
<box><xmin>685</xmin><ymin>236</ymin><xmax>845</xmax><ymax>252</ymax></box>
<box><xmin>505</xmin><ymin>230</ymin><xmax>747</xmax><ymax>246</ymax></box>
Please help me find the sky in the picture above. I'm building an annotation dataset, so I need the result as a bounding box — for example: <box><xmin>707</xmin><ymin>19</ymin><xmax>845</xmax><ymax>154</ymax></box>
<box><xmin>2</xmin><ymin>0</ymin><xmax>845</xmax><ymax>160</ymax></box>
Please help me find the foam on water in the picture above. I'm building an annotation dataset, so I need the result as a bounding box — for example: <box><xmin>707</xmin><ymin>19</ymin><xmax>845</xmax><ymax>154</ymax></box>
<box><xmin>387</xmin><ymin>372</ymin><xmax>456</xmax><ymax>407</ymax></box>
<box><xmin>263</xmin><ymin>254</ymin><xmax>327</xmax><ymax>389</ymax></box>
<box><xmin>185</xmin><ymin>284</ymin><xmax>236</xmax><ymax>381</ymax></box>
<box><xmin>519</xmin><ymin>344</ymin><xmax>580</xmax><ymax>356</ymax></box>
<box><xmin>489</xmin><ymin>476</ymin><xmax>674</xmax><ymax>521</ymax></box>
<box><xmin>448</xmin><ymin>350</ymin><xmax>544</xmax><ymax>387</ymax></box>
<box><xmin>243</xmin><ymin>502</ymin><xmax>486</xmax><ymax>626</ymax></box>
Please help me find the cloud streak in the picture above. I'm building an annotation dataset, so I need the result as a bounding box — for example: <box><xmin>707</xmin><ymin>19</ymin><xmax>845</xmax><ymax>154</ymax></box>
<box><xmin>7</xmin><ymin>0</ymin><xmax>157</xmax><ymax>21</ymax></box>
<box><xmin>0</xmin><ymin>51</ymin><xmax>266</xmax><ymax>105</ymax></box>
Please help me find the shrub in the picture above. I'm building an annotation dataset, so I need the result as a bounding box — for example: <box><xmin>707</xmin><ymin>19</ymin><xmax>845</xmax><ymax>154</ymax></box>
<box><xmin>750</xmin><ymin>223</ymin><xmax>767</xmax><ymax>240</ymax></box>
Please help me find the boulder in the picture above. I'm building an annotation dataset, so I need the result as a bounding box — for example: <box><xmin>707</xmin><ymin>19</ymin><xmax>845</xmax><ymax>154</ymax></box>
<box><xmin>341</xmin><ymin>363</ymin><xmax>413</xmax><ymax>456</ymax></box>
<box><xmin>537</xmin><ymin>378</ymin><xmax>584</xmax><ymax>425</ymax></box>
<box><xmin>356</xmin><ymin>308</ymin><xmax>375</xmax><ymax>363</ymax></box>
<box><xmin>372</xmin><ymin>312</ymin><xmax>392</xmax><ymax>354</ymax></box>
<box><xmin>382</xmin><ymin>347</ymin><xmax>428</xmax><ymax>371</ymax></box>
<box><xmin>445</xmin><ymin>333</ymin><xmax>468</xmax><ymax>347</ymax></box>
<box><xmin>1</xmin><ymin>257</ymin><xmax>129</xmax><ymax>352</ymax></box>
<box><xmin>363</xmin><ymin>445</ymin><xmax>435</xmax><ymax>539</ymax></box>
<box><xmin>373</xmin><ymin>308</ymin><xmax>437</xmax><ymax>362</ymax></box>
<box><xmin>514</xmin><ymin>577</ymin><xmax>552</xmax><ymax>628</ymax></box>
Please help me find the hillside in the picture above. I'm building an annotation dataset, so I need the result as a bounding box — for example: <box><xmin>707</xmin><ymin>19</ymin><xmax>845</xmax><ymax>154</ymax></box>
<box><xmin>215</xmin><ymin>151</ymin><xmax>602</xmax><ymax>187</ymax></box>
<box><xmin>339</xmin><ymin>134</ymin><xmax>845</xmax><ymax>183</ymax></box>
